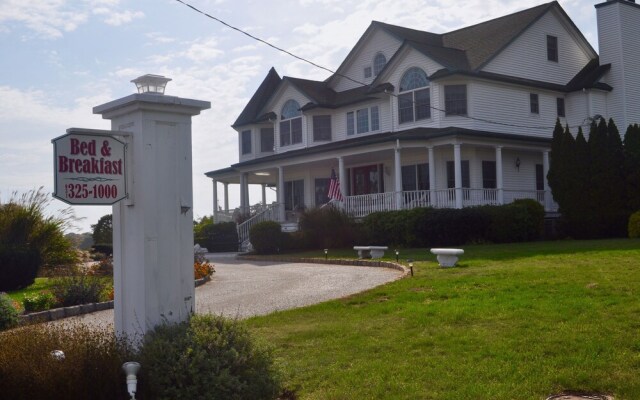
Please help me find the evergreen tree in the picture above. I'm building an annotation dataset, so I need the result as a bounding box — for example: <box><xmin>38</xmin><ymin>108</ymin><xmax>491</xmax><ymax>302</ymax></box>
<box><xmin>624</xmin><ymin>124</ymin><xmax>640</xmax><ymax>211</ymax></box>
<box><xmin>547</xmin><ymin>119</ymin><xmax>568</xmax><ymax>208</ymax></box>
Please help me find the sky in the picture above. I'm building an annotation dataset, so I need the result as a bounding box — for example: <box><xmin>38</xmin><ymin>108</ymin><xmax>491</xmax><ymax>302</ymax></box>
<box><xmin>0</xmin><ymin>0</ymin><xmax>601</xmax><ymax>233</ymax></box>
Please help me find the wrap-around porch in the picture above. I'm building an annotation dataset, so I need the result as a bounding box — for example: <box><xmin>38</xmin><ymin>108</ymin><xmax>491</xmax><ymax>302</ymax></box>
<box><xmin>207</xmin><ymin>139</ymin><xmax>557</xmax><ymax>246</ymax></box>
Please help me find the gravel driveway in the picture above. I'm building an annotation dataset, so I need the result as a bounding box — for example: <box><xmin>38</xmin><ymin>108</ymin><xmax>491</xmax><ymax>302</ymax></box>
<box><xmin>58</xmin><ymin>255</ymin><xmax>403</xmax><ymax>328</ymax></box>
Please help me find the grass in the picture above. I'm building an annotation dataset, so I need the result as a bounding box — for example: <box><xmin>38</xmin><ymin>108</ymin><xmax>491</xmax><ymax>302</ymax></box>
<box><xmin>5</xmin><ymin>278</ymin><xmax>56</xmax><ymax>303</ymax></box>
<box><xmin>247</xmin><ymin>239</ymin><xmax>640</xmax><ymax>399</ymax></box>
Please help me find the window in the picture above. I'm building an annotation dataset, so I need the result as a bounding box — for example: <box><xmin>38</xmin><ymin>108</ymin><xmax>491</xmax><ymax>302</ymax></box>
<box><xmin>260</xmin><ymin>127</ymin><xmax>274</xmax><ymax>153</ymax></box>
<box><xmin>401</xmin><ymin>163</ymin><xmax>429</xmax><ymax>191</ymax></box>
<box><xmin>373</xmin><ymin>53</ymin><xmax>387</xmax><ymax>76</ymax></box>
<box><xmin>530</xmin><ymin>93</ymin><xmax>539</xmax><ymax>114</ymax></box>
<box><xmin>347</xmin><ymin>106</ymin><xmax>380</xmax><ymax>135</ymax></box>
<box><xmin>314</xmin><ymin>178</ymin><xmax>330</xmax><ymax>206</ymax></box>
<box><xmin>535</xmin><ymin>164</ymin><xmax>544</xmax><ymax>191</ymax></box>
<box><xmin>398</xmin><ymin>67</ymin><xmax>431</xmax><ymax>123</ymax></box>
<box><xmin>371</xmin><ymin>106</ymin><xmax>380</xmax><ymax>131</ymax></box>
<box><xmin>482</xmin><ymin>161</ymin><xmax>497</xmax><ymax>189</ymax></box>
<box><xmin>280</xmin><ymin>99</ymin><xmax>302</xmax><ymax>146</ymax></box>
<box><xmin>557</xmin><ymin>97</ymin><xmax>565</xmax><ymax>117</ymax></box>
<box><xmin>445</xmin><ymin>85</ymin><xmax>467</xmax><ymax>116</ymax></box>
<box><xmin>364</xmin><ymin>66</ymin><xmax>372</xmax><ymax>79</ymax></box>
<box><xmin>547</xmin><ymin>35</ymin><xmax>558</xmax><ymax>62</ymax></box>
<box><xmin>313</xmin><ymin>115</ymin><xmax>331</xmax><ymax>142</ymax></box>
<box><xmin>356</xmin><ymin>109</ymin><xmax>369</xmax><ymax>134</ymax></box>
<box><xmin>284</xmin><ymin>180</ymin><xmax>304</xmax><ymax>211</ymax></box>
<box><xmin>241</xmin><ymin>130</ymin><xmax>251</xmax><ymax>155</ymax></box>
<box><xmin>446</xmin><ymin>160</ymin><xmax>470</xmax><ymax>188</ymax></box>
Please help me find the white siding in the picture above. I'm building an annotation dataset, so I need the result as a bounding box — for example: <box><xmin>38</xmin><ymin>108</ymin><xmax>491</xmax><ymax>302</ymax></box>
<box><xmin>590</xmin><ymin>90</ymin><xmax>609</xmax><ymax>122</ymax></box>
<box><xmin>501</xmin><ymin>149</ymin><xmax>540</xmax><ymax>192</ymax></box>
<box><xmin>263</xmin><ymin>85</ymin><xmax>312</xmax><ymax>154</ymax></box>
<box><xmin>470</xmin><ymin>80</ymin><xmax>565</xmax><ymax>138</ymax></box>
<box><xmin>597</xmin><ymin>1</ymin><xmax>640</xmax><ymax>133</ymax></box>
<box><xmin>565</xmin><ymin>91</ymin><xmax>588</xmax><ymax>129</ymax></box>
<box><xmin>483</xmin><ymin>10</ymin><xmax>593</xmax><ymax>85</ymax></box>
<box><xmin>333</xmin><ymin>28</ymin><xmax>402</xmax><ymax>92</ymax></box>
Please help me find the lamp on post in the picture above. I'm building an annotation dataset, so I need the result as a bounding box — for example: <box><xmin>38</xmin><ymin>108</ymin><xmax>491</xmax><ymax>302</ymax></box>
<box><xmin>407</xmin><ymin>259</ymin><xmax>414</xmax><ymax>277</ymax></box>
<box><xmin>122</xmin><ymin>361</ymin><xmax>141</xmax><ymax>400</ymax></box>
<box><xmin>395</xmin><ymin>249</ymin><xmax>399</xmax><ymax>262</ymax></box>
<box><xmin>324</xmin><ymin>249</ymin><xmax>328</xmax><ymax>260</ymax></box>
<box><xmin>515</xmin><ymin>157</ymin><xmax>521</xmax><ymax>171</ymax></box>
<box><xmin>131</xmin><ymin>74</ymin><xmax>172</xmax><ymax>95</ymax></box>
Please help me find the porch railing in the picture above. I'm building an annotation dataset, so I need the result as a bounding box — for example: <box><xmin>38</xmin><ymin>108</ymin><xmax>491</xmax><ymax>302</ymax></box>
<box><xmin>236</xmin><ymin>202</ymin><xmax>282</xmax><ymax>249</ymax></box>
<box><xmin>343</xmin><ymin>189</ymin><xmax>557</xmax><ymax>218</ymax></box>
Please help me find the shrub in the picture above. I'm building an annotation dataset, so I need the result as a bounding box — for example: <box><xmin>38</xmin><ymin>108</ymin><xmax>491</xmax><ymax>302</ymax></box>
<box><xmin>23</xmin><ymin>290</ymin><xmax>58</xmax><ymax>313</ymax></box>
<box><xmin>0</xmin><ymin>322</ymin><xmax>135</xmax><ymax>399</ymax></box>
<box><xmin>138</xmin><ymin>314</ymin><xmax>281</xmax><ymax>400</ymax></box>
<box><xmin>89</xmin><ymin>257</ymin><xmax>113</xmax><ymax>276</ymax></box>
<box><xmin>51</xmin><ymin>274</ymin><xmax>107</xmax><ymax>307</ymax></box>
<box><xmin>629</xmin><ymin>210</ymin><xmax>640</xmax><ymax>238</ymax></box>
<box><xmin>249</xmin><ymin>221</ymin><xmax>283</xmax><ymax>254</ymax></box>
<box><xmin>0</xmin><ymin>293</ymin><xmax>19</xmax><ymax>331</ymax></box>
<box><xmin>0</xmin><ymin>245</ymin><xmax>41</xmax><ymax>291</ymax></box>
<box><xmin>195</xmin><ymin>219</ymin><xmax>239</xmax><ymax>252</ymax></box>
<box><xmin>298</xmin><ymin>207</ymin><xmax>357</xmax><ymax>249</ymax></box>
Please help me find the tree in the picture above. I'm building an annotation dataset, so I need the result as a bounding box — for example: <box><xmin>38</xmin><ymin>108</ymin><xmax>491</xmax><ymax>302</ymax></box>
<box><xmin>0</xmin><ymin>188</ymin><xmax>78</xmax><ymax>290</ymax></box>
<box><xmin>624</xmin><ymin>124</ymin><xmax>640</xmax><ymax>211</ymax></box>
<box><xmin>91</xmin><ymin>214</ymin><xmax>112</xmax><ymax>255</ymax></box>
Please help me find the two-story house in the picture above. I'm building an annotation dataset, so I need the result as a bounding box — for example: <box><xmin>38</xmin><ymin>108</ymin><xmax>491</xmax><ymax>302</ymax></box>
<box><xmin>205</xmin><ymin>0</ymin><xmax>640</xmax><ymax>246</ymax></box>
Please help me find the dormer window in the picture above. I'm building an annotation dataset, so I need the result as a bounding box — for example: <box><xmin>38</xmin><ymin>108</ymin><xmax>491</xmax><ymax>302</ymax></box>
<box><xmin>398</xmin><ymin>67</ymin><xmax>430</xmax><ymax>124</ymax></box>
<box><xmin>280</xmin><ymin>99</ymin><xmax>302</xmax><ymax>146</ymax></box>
<box><xmin>373</xmin><ymin>53</ymin><xmax>387</xmax><ymax>76</ymax></box>
<box><xmin>547</xmin><ymin>35</ymin><xmax>558</xmax><ymax>62</ymax></box>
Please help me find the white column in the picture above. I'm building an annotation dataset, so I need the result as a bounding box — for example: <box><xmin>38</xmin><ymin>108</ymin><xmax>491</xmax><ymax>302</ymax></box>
<box><xmin>543</xmin><ymin>150</ymin><xmax>551</xmax><ymax>211</ymax></box>
<box><xmin>338</xmin><ymin>156</ymin><xmax>346</xmax><ymax>201</ymax></box>
<box><xmin>277</xmin><ymin>166</ymin><xmax>285</xmax><ymax>222</ymax></box>
<box><xmin>261</xmin><ymin>183</ymin><xmax>266</xmax><ymax>206</ymax></box>
<box><xmin>94</xmin><ymin>88</ymin><xmax>210</xmax><ymax>338</ymax></box>
<box><xmin>394</xmin><ymin>142</ymin><xmax>403</xmax><ymax>210</ymax></box>
<box><xmin>495</xmin><ymin>146</ymin><xmax>504</xmax><ymax>204</ymax></box>
<box><xmin>223</xmin><ymin>183</ymin><xmax>229</xmax><ymax>212</ymax></box>
<box><xmin>212</xmin><ymin>179</ymin><xmax>218</xmax><ymax>222</ymax></box>
<box><xmin>239</xmin><ymin>173</ymin><xmax>248</xmax><ymax>214</ymax></box>
<box><xmin>454</xmin><ymin>144</ymin><xmax>463</xmax><ymax>209</ymax></box>
<box><xmin>428</xmin><ymin>146</ymin><xmax>436</xmax><ymax>207</ymax></box>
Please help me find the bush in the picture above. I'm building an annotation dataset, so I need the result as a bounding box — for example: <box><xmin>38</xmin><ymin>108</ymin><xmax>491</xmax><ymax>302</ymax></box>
<box><xmin>249</xmin><ymin>221</ymin><xmax>283</xmax><ymax>254</ymax></box>
<box><xmin>195</xmin><ymin>219</ymin><xmax>239</xmax><ymax>252</ymax></box>
<box><xmin>138</xmin><ymin>314</ymin><xmax>281</xmax><ymax>399</ymax></box>
<box><xmin>23</xmin><ymin>290</ymin><xmax>58</xmax><ymax>313</ymax></box>
<box><xmin>298</xmin><ymin>207</ymin><xmax>357</xmax><ymax>249</ymax></box>
<box><xmin>0</xmin><ymin>245</ymin><xmax>41</xmax><ymax>291</ymax></box>
<box><xmin>361</xmin><ymin>201</ymin><xmax>545</xmax><ymax>248</ymax></box>
<box><xmin>0</xmin><ymin>323</ymin><xmax>135</xmax><ymax>399</ymax></box>
<box><xmin>194</xmin><ymin>261</ymin><xmax>215</xmax><ymax>280</ymax></box>
<box><xmin>88</xmin><ymin>257</ymin><xmax>113</xmax><ymax>276</ymax></box>
<box><xmin>0</xmin><ymin>293</ymin><xmax>19</xmax><ymax>331</ymax></box>
<box><xmin>51</xmin><ymin>274</ymin><xmax>107</xmax><ymax>307</ymax></box>
<box><xmin>629</xmin><ymin>210</ymin><xmax>640</xmax><ymax>238</ymax></box>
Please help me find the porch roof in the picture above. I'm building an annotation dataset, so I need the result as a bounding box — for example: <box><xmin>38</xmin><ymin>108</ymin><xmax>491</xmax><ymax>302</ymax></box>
<box><xmin>204</xmin><ymin>126</ymin><xmax>551</xmax><ymax>179</ymax></box>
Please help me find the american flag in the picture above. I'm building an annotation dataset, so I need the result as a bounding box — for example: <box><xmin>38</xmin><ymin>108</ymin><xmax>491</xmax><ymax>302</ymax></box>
<box><xmin>328</xmin><ymin>169</ymin><xmax>343</xmax><ymax>201</ymax></box>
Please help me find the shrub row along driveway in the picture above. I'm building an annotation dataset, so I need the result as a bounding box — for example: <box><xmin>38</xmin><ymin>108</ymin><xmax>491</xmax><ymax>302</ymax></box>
<box><xmin>57</xmin><ymin>255</ymin><xmax>403</xmax><ymax>328</ymax></box>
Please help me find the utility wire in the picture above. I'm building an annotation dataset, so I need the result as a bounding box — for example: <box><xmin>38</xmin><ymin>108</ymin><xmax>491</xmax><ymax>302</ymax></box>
<box><xmin>175</xmin><ymin>0</ymin><xmax>592</xmax><ymax>131</ymax></box>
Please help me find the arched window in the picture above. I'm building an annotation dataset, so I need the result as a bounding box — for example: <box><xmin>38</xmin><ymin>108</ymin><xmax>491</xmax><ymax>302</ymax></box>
<box><xmin>398</xmin><ymin>67</ymin><xmax>431</xmax><ymax>123</ymax></box>
<box><xmin>373</xmin><ymin>53</ymin><xmax>387</xmax><ymax>76</ymax></box>
<box><xmin>280</xmin><ymin>100</ymin><xmax>302</xmax><ymax>146</ymax></box>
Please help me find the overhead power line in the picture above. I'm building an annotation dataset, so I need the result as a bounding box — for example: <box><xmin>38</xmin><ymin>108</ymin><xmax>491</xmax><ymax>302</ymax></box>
<box><xmin>174</xmin><ymin>0</ymin><xmax>592</xmax><ymax>131</ymax></box>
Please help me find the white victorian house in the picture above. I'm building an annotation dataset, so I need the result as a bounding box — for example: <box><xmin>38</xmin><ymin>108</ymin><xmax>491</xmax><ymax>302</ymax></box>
<box><xmin>205</xmin><ymin>0</ymin><xmax>640</xmax><ymax>247</ymax></box>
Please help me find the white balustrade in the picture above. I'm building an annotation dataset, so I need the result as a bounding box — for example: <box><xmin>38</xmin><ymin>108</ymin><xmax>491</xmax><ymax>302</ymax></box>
<box><xmin>236</xmin><ymin>203</ymin><xmax>282</xmax><ymax>248</ymax></box>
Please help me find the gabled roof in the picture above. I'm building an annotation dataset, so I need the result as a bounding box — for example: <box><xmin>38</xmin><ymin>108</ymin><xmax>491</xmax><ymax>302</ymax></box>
<box><xmin>441</xmin><ymin>2</ymin><xmax>555</xmax><ymax>70</ymax></box>
<box><xmin>232</xmin><ymin>67</ymin><xmax>281</xmax><ymax>128</ymax></box>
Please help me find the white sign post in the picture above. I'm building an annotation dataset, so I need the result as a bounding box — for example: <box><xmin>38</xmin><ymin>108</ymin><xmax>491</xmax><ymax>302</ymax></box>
<box><xmin>52</xmin><ymin>128</ymin><xmax>128</xmax><ymax>205</ymax></box>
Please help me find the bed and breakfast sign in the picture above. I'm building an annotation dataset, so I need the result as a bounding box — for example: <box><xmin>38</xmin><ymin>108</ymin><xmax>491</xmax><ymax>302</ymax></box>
<box><xmin>52</xmin><ymin>128</ymin><xmax>128</xmax><ymax>205</ymax></box>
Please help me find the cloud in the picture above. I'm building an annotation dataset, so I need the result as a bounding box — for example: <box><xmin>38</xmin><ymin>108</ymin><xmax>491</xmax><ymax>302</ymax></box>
<box><xmin>0</xmin><ymin>0</ymin><xmax>88</xmax><ymax>38</ymax></box>
<box><xmin>102</xmin><ymin>10</ymin><xmax>145</xmax><ymax>26</ymax></box>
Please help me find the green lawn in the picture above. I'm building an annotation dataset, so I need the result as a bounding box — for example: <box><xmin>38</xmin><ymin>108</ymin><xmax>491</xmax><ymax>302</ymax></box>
<box><xmin>247</xmin><ymin>239</ymin><xmax>640</xmax><ymax>399</ymax></box>
<box><xmin>5</xmin><ymin>278</ymin><xmax>56</xmax><ymax>304</ymax></box>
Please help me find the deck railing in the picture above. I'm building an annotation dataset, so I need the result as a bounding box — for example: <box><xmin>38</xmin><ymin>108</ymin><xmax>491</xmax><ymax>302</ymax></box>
<box><xmin>343</xmin><ymin>189</ymin><xmax>556</xmax><ymax>218</ymax></box>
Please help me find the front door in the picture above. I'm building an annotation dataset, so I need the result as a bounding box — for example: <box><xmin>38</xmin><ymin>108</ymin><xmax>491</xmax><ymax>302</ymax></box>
<box><xmin>352</xmin><ymin>164</ymin><xmax>383</xmax><ymax>195</ymax></box>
